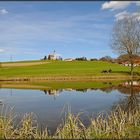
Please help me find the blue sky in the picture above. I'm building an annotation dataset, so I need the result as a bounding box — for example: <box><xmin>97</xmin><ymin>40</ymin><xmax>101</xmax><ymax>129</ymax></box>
<box><xmin>0</xmin><ymin>1</ymin><xmax>140</xmax><ymax>61</ymax></box>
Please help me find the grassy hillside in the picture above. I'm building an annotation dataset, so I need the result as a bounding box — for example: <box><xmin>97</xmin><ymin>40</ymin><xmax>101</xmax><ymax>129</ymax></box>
<box><xmin>0</xmin><ymin>60</ymin><xmax>139</xmax><ymax>80</ymax></box>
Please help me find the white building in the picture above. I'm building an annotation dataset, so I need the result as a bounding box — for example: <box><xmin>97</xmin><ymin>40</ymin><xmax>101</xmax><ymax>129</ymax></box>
<box><xmin>64</xmin><ymin>58</ymin><xmax>74</xmax><ymax>61</ymax></box>
<box><xmin>48</xmin><ymin>50</ymin><xmax>61</xmax><ymax>60</ymax></box>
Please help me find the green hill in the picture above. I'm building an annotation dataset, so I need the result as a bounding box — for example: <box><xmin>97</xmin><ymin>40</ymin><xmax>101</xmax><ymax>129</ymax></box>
<box><xmin>0</xmin><ymin>60</ymin><xmax>139</xmax><ymax>81</ymax></box>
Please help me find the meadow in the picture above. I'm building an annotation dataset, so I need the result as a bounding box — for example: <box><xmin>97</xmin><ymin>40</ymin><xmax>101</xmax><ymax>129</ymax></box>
<box><xmin>0</xmin><ymin>60</ymin><xmax>140</xmax><ymax>139</ymax></box>
<box><xmin>0</xmin><ymin>60</ymin><xmax>139</xmax><ymax>80</ymax></box>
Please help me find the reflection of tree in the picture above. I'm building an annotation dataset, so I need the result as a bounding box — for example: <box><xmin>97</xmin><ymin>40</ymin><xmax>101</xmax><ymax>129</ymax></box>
<box><xmin>41</xmin><ymin>81</ymin><xmax>140</xmax><ymax>110</ymax></box>
<box><xmin>117</xmin><ymin>81</ymin><xmax>140</xmax><ymax>94</ymax></box>
<box><xmin>99</xmin><ymin>86</ymin><xmax>116</xmax><ymax>93</ymax></box>
<box><xmin>43</xmin><ymin>90</ymin><xmax>47</xmax><ymax>94</ymax></box>
<box><xmin>125</xmin><ymin>93</ymin><xmax>139</xmax><ymax>112</ymax></box>
<box><xmin>113</xmin><ymin>80</ymin><xmax>140</xmax><ymax>113</ymax></box>
<box><xmin>125</xmin><ymin>80</ymin><xmax>139</xmax><ymax>113</ymax></box>
<box><xmin>75</xmin><ymin>89</ymin><xmax>87</xmax><ymax>92</ymax></box>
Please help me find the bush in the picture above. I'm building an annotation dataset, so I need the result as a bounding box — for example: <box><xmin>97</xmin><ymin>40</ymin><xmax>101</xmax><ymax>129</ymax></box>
<box><xmin>75</xmin><ymin>57</ymin><xmax>87</xmax><ymax>61</ymax></box>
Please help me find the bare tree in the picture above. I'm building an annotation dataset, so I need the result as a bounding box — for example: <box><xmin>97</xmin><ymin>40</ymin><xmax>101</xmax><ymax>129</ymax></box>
<box><xmin>111</xmin><ymin>15</ymin><xmax>140</xmax><ymax>76</ymax></box>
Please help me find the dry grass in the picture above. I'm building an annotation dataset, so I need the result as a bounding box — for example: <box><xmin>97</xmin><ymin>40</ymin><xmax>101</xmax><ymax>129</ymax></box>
<box><xmin>0</xmin><ymin>105</ymin><xmax>139</xmax><ymax>139</ymax></box>
<box><xmin>1</xmin><ymin>61</ymin><xmax>50</xmax><ymax>67</ymax></box>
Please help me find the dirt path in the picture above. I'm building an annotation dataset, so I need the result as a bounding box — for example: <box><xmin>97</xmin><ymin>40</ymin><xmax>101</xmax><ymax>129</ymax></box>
<box><xmin>1</xmin><ymin>61</ymin><xmax>50</xmax><ymax>67</ymax></box>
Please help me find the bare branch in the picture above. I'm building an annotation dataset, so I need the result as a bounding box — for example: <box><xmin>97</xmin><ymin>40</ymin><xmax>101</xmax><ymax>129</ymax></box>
<box><xmin>111</xmin><ymin>15</ymin><xmax>140</xmax><ymax>76</ymax></box>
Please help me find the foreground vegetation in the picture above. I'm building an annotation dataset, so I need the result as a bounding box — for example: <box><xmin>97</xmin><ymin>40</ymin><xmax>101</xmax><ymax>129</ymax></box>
<box><xmin>0</xmin><ymin>60</ymin><xmax>140</xmax><ymax>81</ymax></box>
<box><xmin>0</xmin><ymin>105</ymin><xmax>139</xmax><ymax>139</ymax></box>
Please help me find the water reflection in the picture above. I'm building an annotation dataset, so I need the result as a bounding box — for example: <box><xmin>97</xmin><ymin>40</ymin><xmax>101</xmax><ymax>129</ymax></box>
<box><xmin>36</xmin><ymin>80</ymin><xmax>140</xmax><ymax>115</ymax></box>
<box><xmin>40</xmin><ymin>80</ymin><xmax>140</xmax><ymax>114</ymax></box>
<box><xmin>39</xmin><ymin>80</ymin><xmax>140</xmax><ymax>96</ymax></box>
<box><xmin>115</xmin><ymin>80</ymin><xmax>140</xmax><ymax>113</ymax></box>
<box><xmin>0</xmin><ymin>80</ymin><xmax>139</xmax><ymax>133</ymax></box>
<box><xmin>43</xmin><ymin>89</ymin><xmax>62</xmax><ymax>96</ymax></box>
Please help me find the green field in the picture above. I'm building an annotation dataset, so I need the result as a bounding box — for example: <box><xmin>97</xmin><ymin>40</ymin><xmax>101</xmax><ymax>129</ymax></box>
<box><xmin>0</xmin><ymin>60</ymin><xmax>140</xmax><ymax>80</ymax></box>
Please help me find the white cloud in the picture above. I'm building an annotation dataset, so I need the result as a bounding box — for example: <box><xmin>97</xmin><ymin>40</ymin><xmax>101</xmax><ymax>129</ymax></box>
<box><xmin>136</xmin><ymin>1</ymin><xmax>140</xmax><ymax>6</ymax></box>
<box><xmin>0</xmin><ymin>11</ymin><xmax>111</xmax><ymax>45</ymax></box>
<box><xmin>0</xmin><ymin>9</ymin><xmax>112</xmax><ymax>59</ymax></box>
<box><xmin>0</xmin><ymin>49</ymin><xmax>4</xmax><ymax>53</ymax></box>
<box><xmin>102</xmin><ymin>1</ymin><xmax>131</xmax><ymax>10</ymax></box>
<box><xmin>115</xmin><ymin>11</ymin><xmax>140</xmax><ymax>21</ymax></box>
<box><xmin>102</xmin><ymin>1</ymin><xmax>140</xmax><ymax>10</ymax></box>
<box><xmin>0</xmin><ymin>8</ymin><xmax>8</xmax><ymax>15</ymax></box>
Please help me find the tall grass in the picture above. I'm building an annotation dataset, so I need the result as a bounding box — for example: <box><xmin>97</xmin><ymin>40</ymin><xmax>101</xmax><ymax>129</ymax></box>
<box><xmin>0</xmin><ymin>105</ymin><xmax>139</xmax><ymax>139</ymax></box>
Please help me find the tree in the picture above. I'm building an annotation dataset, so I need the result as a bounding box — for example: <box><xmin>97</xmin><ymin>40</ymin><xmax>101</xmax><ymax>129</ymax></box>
<box><xmin>99</xmin><ymin>56</ymin><xmax>114</xmax><ymax>63</ymax></box>
<box><xmin>117</xmin><ymin>54</ymin><xmax>140</xmax><ymax>64</ymax></box>
<box><xmin>48</xmin><ymin>55</ymin><xmax>51</xmax><ymax>60</ymax></box>
<box><xmin>111</xmin><ymin>15</ymin><xmax>140</xmax><ymax>76</ymax></box>
<box><xmin>90</xmin><ymin>58</ymin><xmax>98</xmax><ymax>61</ymax></box>
<box><xmin>43</xmin><ymin>56</ymin><xmax>47</xmax><ymax>60</ymax></box>
<box><xmin>75</xmin><ymin>57</ymin><xmax>87</xmax><ymax>61</ymax></box>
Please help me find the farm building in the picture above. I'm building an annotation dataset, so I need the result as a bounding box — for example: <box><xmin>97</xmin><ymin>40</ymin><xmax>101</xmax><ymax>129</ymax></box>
<box><xmin>64</xmin><ymin>58</ymin><xmax>74</xmax><ymax>61</ymax></box>
<box><xmin>48</xmin><ymin>54</ymin><xmax>57</xmax><ymax>60</ymax></box>
<box><xmin>122</xmin><ymin>61</ymin><xmax>140</xmax><ymax>67</ymax></box>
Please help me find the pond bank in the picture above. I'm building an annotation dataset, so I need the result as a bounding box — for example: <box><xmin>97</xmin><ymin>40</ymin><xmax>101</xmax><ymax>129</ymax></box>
<box><xmin>0</xmin><ymin>75</ymin><xmax>139</xmax><ymax>82</ymax></box>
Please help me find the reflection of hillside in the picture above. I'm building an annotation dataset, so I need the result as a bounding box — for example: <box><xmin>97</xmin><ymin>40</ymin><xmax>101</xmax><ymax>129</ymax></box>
<box><xmin>1</xmin><ymin>80</ymin><xmax>140</xmax><ymax>97</ymax></box>
<box><xmin>41</xmin><ymin>81</ymin><xmax>140</xmax><ymax>96</ymax></box>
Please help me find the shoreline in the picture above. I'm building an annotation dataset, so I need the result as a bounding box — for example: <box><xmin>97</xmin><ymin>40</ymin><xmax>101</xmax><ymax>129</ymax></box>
<box><xmin>0</xmin><ymin>75</ymin><xmax>139</xmax><ymax>82</ymax></box>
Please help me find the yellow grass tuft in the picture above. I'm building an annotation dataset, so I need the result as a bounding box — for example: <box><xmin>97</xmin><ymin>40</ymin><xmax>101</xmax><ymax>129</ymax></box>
<box><xmin>0</xmin><ymin>105</ymin><xmax>139</xmax><ymax>139</ymax></box>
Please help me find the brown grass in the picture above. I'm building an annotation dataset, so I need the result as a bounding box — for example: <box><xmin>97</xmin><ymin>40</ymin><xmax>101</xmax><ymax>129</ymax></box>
<box><xmin>1</xmin><ymin>61</ymin><xmax>50</xmax><ymax>67</ymax></box>
<box><xmin>0</xmin><ymin>75</ymin><xmax>136</xmax><ymax>82</ymax></box>
<box><xmin>0</xmin><ymin>105</ymin><xmax>139</xmax><ymax>139</ymax></box>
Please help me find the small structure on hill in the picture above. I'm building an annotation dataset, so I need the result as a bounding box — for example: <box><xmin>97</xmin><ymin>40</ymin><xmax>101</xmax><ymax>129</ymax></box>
<box><xmin>48</xmin><ymin>50</ymin><xmax>62</xmax><ymax>60</ymax></box>
<box><xmin>64</xmin><ymin>58</ymin><xmax>74</xmax><ymax>61</ymax></box>
<box><xmin>48</xmin><ymin>50</ymin><xmax>57</xmax><ymax>60</ymax></box>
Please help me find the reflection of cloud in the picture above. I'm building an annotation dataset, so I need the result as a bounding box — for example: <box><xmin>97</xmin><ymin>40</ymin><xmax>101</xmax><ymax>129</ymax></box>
<box><xmin>102</xmin><ymin>1</ymin><xmax>140</xmax><ymax>10</ymax></box>
<box><xmin>0</xmin><ymin>8</ymin><xmax>8</xmax><ymax>15</ymax></box>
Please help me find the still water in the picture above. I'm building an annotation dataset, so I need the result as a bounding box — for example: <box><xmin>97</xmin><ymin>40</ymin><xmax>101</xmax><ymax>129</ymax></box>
<box><xmin>0</xmin><ymin>81</ymin><xmax>139</xmax><ymax>133</ymax></box>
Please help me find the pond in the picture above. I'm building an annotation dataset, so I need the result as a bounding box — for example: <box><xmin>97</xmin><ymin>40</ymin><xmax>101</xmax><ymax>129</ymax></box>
<box><xmin>0</xmin><ymin>80</ymin><xmax>139</xmax><ymax>133</ymax></box>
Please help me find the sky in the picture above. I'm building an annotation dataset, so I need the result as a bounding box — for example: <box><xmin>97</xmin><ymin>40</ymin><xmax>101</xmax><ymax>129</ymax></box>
<box><xmin>0</xmin><ymin>1</ymin><xmax>140</xmax><ymax>62</ymax></box>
